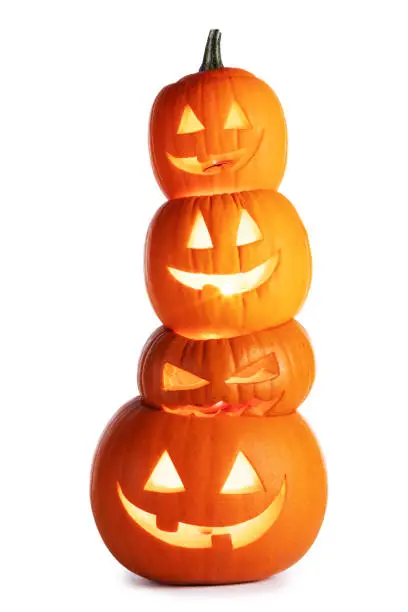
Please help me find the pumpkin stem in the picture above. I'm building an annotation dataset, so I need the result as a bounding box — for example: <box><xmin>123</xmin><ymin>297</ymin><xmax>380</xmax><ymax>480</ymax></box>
<box><xmin>199</xmin><ymin>29</ymin><xmax>224</xmax><ymax>72</ymax></box>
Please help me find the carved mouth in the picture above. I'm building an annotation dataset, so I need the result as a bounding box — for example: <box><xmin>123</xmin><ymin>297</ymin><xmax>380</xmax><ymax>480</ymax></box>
<box><xmin>168</xmin><ymin>253</ymin><xmax>279</xmax><ymax>296</ymax></box>
<box><xmin>117</xmin><ymin>479</ymin><xmax>286</xmax><ymax>549</ymax></box>
<box><xmin>162</xmin><ymin>400</ymin><xmax>250</xmax><ymax>417</ymax></box>
<box><xmin>161</xmin><ymin>395</ymin><xmax>285</xmax><ymax>418</ymax></box>
<box><xmin>166</xmin><ymin>130</ymin><xmax>264</xmax><ymax>176</ymax></box>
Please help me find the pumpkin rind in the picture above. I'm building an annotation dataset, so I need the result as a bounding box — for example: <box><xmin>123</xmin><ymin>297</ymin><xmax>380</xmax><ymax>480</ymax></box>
<box><xmin>138</xmin><ymin>320</ymin><xmax>315</xmax><ymax>416</ymax></box>
<box><xmin>91</xmin><ymin>398</ymin><xmax>327</xmax><ymax>585</ymax></box>
<box><xmin>145</xmin><ymin>190</ymin><xmax>311</xmax><ymax>338</ymax></box>
<box><xmin>149</xmin><ymin>68</ymin><xmax>287</xmax><ymax>199</ymax></box>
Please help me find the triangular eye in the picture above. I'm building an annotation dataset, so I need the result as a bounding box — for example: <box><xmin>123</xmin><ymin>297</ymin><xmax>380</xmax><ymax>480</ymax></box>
<box><xmin>177</xmin><ymin>105</ymin><xmax>205</xmax><ymax>134</ymax></box>
<box><xmin>144</xmin><ymin>451</ymin><xmax>185</xmax><ymax>493</ymax></box>
<box><xmin>221</xmin><ymin>452</ymin><xmax>264</xmax><ymax>494</ymax></box>
<box><xmin>236</xmin><ymin>210</ymin><xmax>262</xmax><ymax>246</ymax></box>
<box><xmin>224</xmin><ymin>100</ymin><xmax>250</xmax><ymax>130</ymax></box>
<box><xmin>226</xmin><ymin>354</ymin><xmax>280</xmax><ymax>384</ymax></box>
<box><xmin>187</xmin><ymin>211</ymin><xmax>213</xmax><ymax>249</ymax></box>
<box><xmin>162</xmin><ymin>362</ymin><xmax>209</xmax><ymax>391</ymax></box>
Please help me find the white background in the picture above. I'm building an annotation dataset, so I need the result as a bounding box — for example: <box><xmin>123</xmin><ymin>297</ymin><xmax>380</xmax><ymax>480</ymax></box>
<box><xmin>1</xmin><ymin>0</ymin><xmax>408</xmax><ymax>610</ymax></box>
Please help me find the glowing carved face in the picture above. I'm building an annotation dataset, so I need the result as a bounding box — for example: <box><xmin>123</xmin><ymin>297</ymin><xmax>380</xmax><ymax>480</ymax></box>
<box><xmin>91</xmin><ymin>401</ymin><xmax>327</xmax><ymax>584</ymax></box>
<box><xmin>149</xmin><ymin>68</ymin><xmax>288</xmax><ymax>199</ymax></box>
<box><xmin>138</xmin><ymin>321</ymin><xmax>315</xmax><ymax>417</ymax></box>
<box><xmin>168</xmin><ymin>208</ymin><xmax>279</xmax><ymax>296</ymax></box>
<box><xmin>160</xmin><ymin>356</ymin><xmax>280</xmax><ymax>416</ymax></box>
<box><xmin>165</xmin><ymin>100</ymin><xmax>264</xmax><ymax>178</ymax></box>
<box><xmin>145</xmin><ymin>190</ymin><xmax>312</xmax><ymax>339</ymax></box>
<box><xmin>117</xmin><ymin>451</ymin><xmax>286</xmax><ymax>549</ymax></box>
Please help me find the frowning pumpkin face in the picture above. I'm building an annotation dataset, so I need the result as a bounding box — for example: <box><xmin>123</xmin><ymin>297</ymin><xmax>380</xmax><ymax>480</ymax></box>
<box><xmin>145</xmin><ymin>190</ymin><xmax>311</xmax><ymax>339</ymax></box>
<box><xmin>138</xmin><ymin>321</ymin><xmax>315</xmax><ymax>416</ymax></box>
<box><xmin>91</xmin><ymin>399</ymin><xmax>327</xmax><ymax>585</ymax></box>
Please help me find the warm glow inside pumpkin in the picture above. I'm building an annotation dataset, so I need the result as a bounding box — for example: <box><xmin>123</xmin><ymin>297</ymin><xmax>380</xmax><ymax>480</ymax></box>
<box><xmin>91</xmin><ymin>399</ymin><xmax>327</xmax><ymax>585</ymax></box>
<box><xmin>145</xmin><ymin>190</ymin><xmax>311</xmax><ymax>339</ymax></box>
<box><xmin>139</xmin><ymin>320</ymin><xmax>314</xmax><ymax>417</ymax></box>
<box><xmin>149</xmin><ymin>30</ymin><xmax>287</xmax><ymax>199</ymax></box>
<box><xmin>117</xmin><ymin>449</ymin><xmax>276</xmax><ymax>549</ymax></box>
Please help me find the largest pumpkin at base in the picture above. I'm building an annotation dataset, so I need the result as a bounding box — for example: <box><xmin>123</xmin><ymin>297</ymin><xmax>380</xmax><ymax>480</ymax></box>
<box><xmin>91</xmin><ymin>398</ymin><xmax>327</xmax><ymax>585</ymax></box>
<box><xmin>145</xmin><ymin>190</ymin><xmax>311</xmax><ymax>339</ymax></box>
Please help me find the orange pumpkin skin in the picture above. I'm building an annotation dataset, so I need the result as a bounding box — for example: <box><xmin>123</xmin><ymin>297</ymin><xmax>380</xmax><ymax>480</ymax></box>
<box><xmin>149</xmin><ymin>67</ymin><xmax>287</xmax><ymax>199</ymax></box>
<box><xmin>138</xmin><ymin>320</ymin><xmax>315</xmax><ymax>417</ymax></box>
<box><xmin>91</xmin><ymin>399</ymin><xmax>327</xmax><ymax>585</ymax></box>
<box><xmin>145</xmin><ymin>190</ymin><xmax>311</xmax><ymax>339</ymax></box>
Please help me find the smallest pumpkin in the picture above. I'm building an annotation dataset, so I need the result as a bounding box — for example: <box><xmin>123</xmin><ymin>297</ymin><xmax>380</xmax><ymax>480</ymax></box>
<box><xmin>138</xmin><ymin>320</ymin><xmax>315</xmax><ymax>417</ymax></box>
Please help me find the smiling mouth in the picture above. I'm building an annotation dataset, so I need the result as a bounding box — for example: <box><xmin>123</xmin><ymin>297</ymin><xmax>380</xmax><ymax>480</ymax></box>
<box><xmin>162</xmin><ymin>400</ymin><xmax>250</xmax><ymax>417</ymax></box>
<box><xmin>167</xmin><ymin>150</ymin><xmax>247</xmax><ymax>175</ymax></box>
<box><xmin>166</xmin><ymin>131</ymin><xmax>264</xmax><ymax>176</ymax></box>
<box><xmin>162</xmin><ymin>395</ymin><xmax>285</xmax><ymax>418</ymax></box>
<box><xmin>117</xmin><ymin>479</ymin><xmax>286</xmax><ymax>549</ymax></box>
<box><xmin>168</xmin><ymin>253</ymin><xmax>279</xmax><ymax>296</ymax></box>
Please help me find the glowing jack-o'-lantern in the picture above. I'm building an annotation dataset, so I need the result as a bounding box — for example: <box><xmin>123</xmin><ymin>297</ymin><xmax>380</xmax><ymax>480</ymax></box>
<box><xmin>138</xmin><ymin>320</ymin><xmax>315</xmax><ymax>416</ymax></box>
<box><xmin>145</xmin><ymin>189</ymin><xmax>311</xmax><ymax>338</ymax></box>
<box><xmin>91</xmin><ymin>398</ymin><xmax>327</xmax><ymax>585</ymax></box>
<box><xmin>149</xmin><ymin>30</ymin><xmax>287</xmax><ymax>199</ymax></box>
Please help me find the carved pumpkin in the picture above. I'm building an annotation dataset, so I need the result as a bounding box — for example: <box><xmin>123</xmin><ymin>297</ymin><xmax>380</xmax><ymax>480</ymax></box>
<box><xmin>91</xmin><ymin>398</ymin><xmax>327</xmax><ymax>585</ymax></box>
<box><xmin>138</xmin><ymin>320</ymin><xmax>314</xmax><ymax>416</ymax></box>
<box><xmin>149</xmin><ymin>30</ymin><xmax>287</xmax><ymax>199</ymax></box>
<box><xmin>145</xmin><ymin>189</ymin><xmax>311</xmax><ymax>338</ymax></box>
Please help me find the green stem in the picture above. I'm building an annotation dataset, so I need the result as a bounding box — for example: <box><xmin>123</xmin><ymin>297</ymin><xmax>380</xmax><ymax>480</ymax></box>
<box><xmin>199</xmin><ymin>29</ymin><xmax>224</xmax><ymax>72</ymax></box>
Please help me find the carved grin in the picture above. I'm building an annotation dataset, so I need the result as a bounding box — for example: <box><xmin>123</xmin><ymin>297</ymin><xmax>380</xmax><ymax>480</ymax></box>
<box><xmin>168</xmin><ymin>253</ymin><xmax>279</xmax><ymax>296</ymax></box>
<box><xmin>117</xmin><ymin>479</ymin><xmax>286</xmax><ymax>549</ymax></box>
<box><xmin>162</xmin><ymin>394</ymin><xmax>285</xmax><ymax>418</ymax></box>
<box><xmin>166</xmin><ymin>130</ymin><xmax>264</xmax><ymax>175</ymax></box>
<box><xmin>162</xmin><ymin>400</ymin><xmax>250</xmax><ymax>417</ymax></box>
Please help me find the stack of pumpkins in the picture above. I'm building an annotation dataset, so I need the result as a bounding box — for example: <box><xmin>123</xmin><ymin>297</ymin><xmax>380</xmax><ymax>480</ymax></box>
<box><xmin>91</xmin><ymin>30</ymin><xmax>327</xmax><ymax>586</ymax></box>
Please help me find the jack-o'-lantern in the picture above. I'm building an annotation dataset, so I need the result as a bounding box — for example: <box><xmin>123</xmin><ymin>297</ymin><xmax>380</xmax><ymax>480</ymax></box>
<box><xmin>91</xmin><ymin>398</ymin><xmax>327</xmax><ymax>585</ymax></box>
<box><xmin>149</xmin><ymin>30</ymin><xmax>287</xmax><ymax>199</ymax></box>
<box><xmin>138</xmin><ymin>320</ymin><xmax>314</xmax><ymax>416</ymax></box>
<box><xmin>145</xmin><ymin>190</ymin><xmax>311</xmax><ymax>338</ymax></box>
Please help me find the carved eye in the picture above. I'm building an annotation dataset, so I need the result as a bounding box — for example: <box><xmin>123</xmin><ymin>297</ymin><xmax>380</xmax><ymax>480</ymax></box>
<box><xmin>236</xmin><ymin>210</ymin><xmax>262</xmax><ymax>246</ymax></box>
<box><xmin>226</xmin><ymin>354</ymin><xmax>279</xmax><ymax>384</ymax></box>
<box><xmin>162</xmin><ymin>362</ymin><xmax>209</xmax><ymax>391</ymax></box>
<box><xmin>224</xmin><ymin>100</ymin><xmax>250</xmax><ymax>130</ymax></box>
<box><xmin>187</xmin><ymin>211</ymin><xmax>213</xmax><ymax>249</ymax></box>
<box><xmin>221</xmin><ymin>452</ymin><xmax>264</xmax><ymax>494</ymax></box>
<box><xmin>144</xmin><ymin>451</ymin><xmax>185</xmax><ymax>493</ymax></box>
<box><xmin>177</xmin><ymin>105</ymin><xmax>205</xmax><ymax>134</ymax></box>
